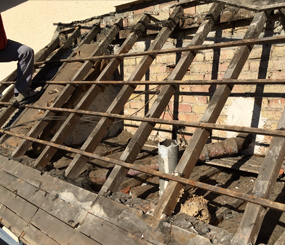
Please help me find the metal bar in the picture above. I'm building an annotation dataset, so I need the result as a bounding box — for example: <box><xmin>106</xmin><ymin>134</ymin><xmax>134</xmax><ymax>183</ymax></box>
<box><xmin>2</xmin><ymin>78</ymin><xmax>285</xmax><ymax>86</ymax></box>
<box><xmin>34</xmin><ymin>35</ymin><xmax>285</xmax><ymax>66</ymax></box>
<box><xmin>0</xmin><ymin>104</ymin><xmax>278</xmax><ymax>138</ymax></box>
<box><xmin>1</xmin><ymin>128</ymin><xmax>285</xmax><ymax>213</ymax></box>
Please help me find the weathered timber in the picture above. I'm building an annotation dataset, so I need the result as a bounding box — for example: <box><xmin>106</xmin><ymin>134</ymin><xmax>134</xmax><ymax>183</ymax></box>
<box><xmin>232</xmin><ymin>110</ymin><xmax>285</xmax><ymax>244</ymax></box>
<box><xmin>0</xmin><ymin>180</ymin><xmax>38</xmax><ymax>223</ymax></box>
<box><xmin>3</xmin><ymin>130</ymin><xmax>285</xmax><ymax>212</ymax></box>
<box><xmin>34</xmin><ymin>15</ymin><xmax>150</xmax><ymax>169</ymax></box>
<box><xmin>0</xmin><ymin>157</ymin><xmax>218</xmax><ymax>245</ymax></box>
<box><xmin>0</xmin><ymin>204</ymin><xmax>28</xmax><ymax>237</ymax></box>
<box><xmin>0</xmin><ymin>169</ymin><xmax>87</xmax><ymax>227</ymax></box>
<box><xmin>0</xmin><ymin>156</ymin><xmax>98</xmax><ymax>211</ymax></box>
<box><xmin>53</xmin><ymin>25</ymin><xmax>100</xmax><ymax>76</ymax></box>
<box><xmin>92</xmin><ymin>195</ymin><xmax>216</xmax><ymax>245</ymax></box>
<box><xmin>153</xmin><ymin>10</ymin><xmax>268</xmax><ymax>218</ymax></box>
<box><xmin>0</xmin><ymin>25</ymin><xmax>100</xmax><ymax>147</ymax></box>
<box><xmin>0</xmin><ymin>35</ymin><xmax>63</xmax><ymax>130</ymax></box>
<box><xmin>21</xmin><ymin>224</ymin><xmax>60</xmax><ymax>245</ymax></box>
<box><xmin>15</xmin><ymin>104</ymin><xmax>285</xmax><ymax>138</ymax></box>
<box><xmin>275</xmin><ymin>230</ymin><xmax>285</xmax><ymax>245</ymax></box>
<box><xmin>65</xmin><ymin>7</ymin><xmax>183</xmax><ymax>179</ymax></box>
<box><xmin>99</xmin><ymin>3</ymin><xmax>224</xmax><ymax>196</ymax></box>
<box><xmin>78</xmin><ymin>213</ymin><xmax>143</xmax><ymax>245</ymax></box>
<box><xmin>0</xmin><ymin>36</ymin><xmax>60</xmax><ymax>96</ymax></box>
<box><xmin>33</xmin><ymin>28</ymin><xmax>81</xmax><ymax>81</ymax></box>
<box><xmin>212</xmin><ymin>188</ymin><xmax>253</xmax><ymax>225</ymax></box>
<box><xmin>4</xmin><ymin>77</ymin><xmax>285</xmax><ymax>86</ymax></box>
<box><xmin>12</xmin><ymin>19</ymin><xmax>123</xmax><ymax>158</ymax></box>
<box><xmin>33</xmin><ymin>35</ymin><xmax>285</xmax><ymax>66</ymax></box>
<box><xmin>30</xmin><ymin>209</ymin><xmax>99</xmax><ymax>245</ymax></box>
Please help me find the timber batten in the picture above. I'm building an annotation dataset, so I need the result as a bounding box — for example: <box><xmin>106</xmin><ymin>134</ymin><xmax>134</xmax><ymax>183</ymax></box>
<box><xmin>0</xmin><ymin>0</ymin><xmax>285</xmax><ymax>244</ymax></box>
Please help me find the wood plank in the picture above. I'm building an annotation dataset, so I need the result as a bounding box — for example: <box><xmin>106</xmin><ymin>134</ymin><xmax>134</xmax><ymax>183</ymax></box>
<box><xmin>53</xmin><ymin>25</ymin><xmax>100</xmax><ymax>76</ymax></box>
<box><xmin>33</xmin><ymin>28</ymin><xmax>81</xmax><ymax>81</ymax></box>
<box><xmin>0</xmin><ymin>185</ymin><xmax>38</xmax><ymax>222</ymax></box>
<box><xmin>232</xmin><ymin>110</ymin><xmax>285</xmax><ymax>244</ymax></box>
<box><xmin>0</xmin><ymin>25</ymin><xmax>99</xmax><ymax>146</ymax></box>
<box><xmin>207</xmin><ymin>155</ymin><xmax>263</xmax><ymax>174</ymax></box>
<box><xmin>31</xmin><ymin>209</ymin><xmax>99</xmax><ymax>245</ymax></box>
<box><xmin>91</xmin><ymin>195</ymin><xmax>216</xmax><ymax>245</ymax></box>
<box><xmin>0</xmin><ymin>156</ymin><xmax>98</xmax><ymax>211</ymax></box>
<box><xmin>0</xmin><ymin>36</ymin><xmax>62</xmax><ymax>130</ymax></box>
<box><xmin>275</xmin><ymin>230</ymin><xmax>285</xmax><ymax>245</ymax></box>
<box><xmin>0</xmin><ymin>36</ymin><xmax>60</xmax><ymax>96</ymax></box>
<box><xmin>21</xmin><ymin>224</ymin><xmax>60</xmax><ymax>245</ymax></box>
<box><xmin>35</xmin><ymin>15</ymin><xmax>150</xmax><ymax>169</ymax></box>
<box><xmin>153</xmin><ymin>10</ymin><xmax>268</xmax><ymax>218</ymax></box>
<box><xmin>0</xmin><ymin>204</ymin><xmax>28</xmax><ymax>237</ymax></box>
<box><xmin>99</xmin><ymin>3</ymin><xmax>223</xmax><ymax>196</ymax></box>
<box><xmin>28</xmin><ymin>189</ymin><xmax>88</xmax><ymax>228</ymax></box>
<box><xmin>65</xmin><ymin>6</ymin><xmax>183</xmax><ymax>180</ymax></box>
<box><xmin>78</xmin><ymin>213</ymin><xmax>142</xmax><ymax>245</ymax></box>
<box><xmin>12</xmin><ymin>19</ymin><xmax>123</xmax><ymax>158</ymax></box>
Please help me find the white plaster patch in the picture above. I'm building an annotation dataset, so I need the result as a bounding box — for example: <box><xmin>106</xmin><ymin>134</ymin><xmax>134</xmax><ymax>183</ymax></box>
<box><xmin>56</xmin><ymin>191</ymin><xmax>94</xmax><ymax>211</ymax></box>
<box><xmin>225</xmin><ymin>97</ymin><xmax>266</xmax><ymax>154</ymax></box>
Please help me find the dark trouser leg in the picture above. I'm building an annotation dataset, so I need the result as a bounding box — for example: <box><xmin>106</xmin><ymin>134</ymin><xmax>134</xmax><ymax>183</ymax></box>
<box><xmin>0</xmin><ymin>39</ymin><xmax>34</xmax><ymax>94</ymax></box>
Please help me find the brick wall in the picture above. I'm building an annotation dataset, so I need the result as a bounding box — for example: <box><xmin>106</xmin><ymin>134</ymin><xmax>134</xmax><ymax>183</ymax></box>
<box><xmin>96</xmin><ymin>1</ymin><xmax>285</xmax><ymax>155</ymax></box>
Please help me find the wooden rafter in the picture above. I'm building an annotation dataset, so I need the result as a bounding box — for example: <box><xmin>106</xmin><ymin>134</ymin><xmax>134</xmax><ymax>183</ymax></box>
<box><xmin>65</xmin><ymin>6</ymin><xmax>183</xmax><ymax>179</ymax></box>
<box><xmin>153</xmin><ymin>9</ymin><xmax>269</xmax><ymax>218</ymax></box>
<box><xmin>11</xmin><ymin>19</ymin><xmax>123</xmax><ymax>158</ymax></box>
<box><xmin>34</xmin><ymin>14</ymin><xmax>150</xmax><ymax>168</ymax></box>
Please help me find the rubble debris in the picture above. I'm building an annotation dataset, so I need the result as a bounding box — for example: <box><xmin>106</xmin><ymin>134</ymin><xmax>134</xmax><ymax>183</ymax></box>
<box><xmin>180</xmin><ymin>195</ymin><xmax>211</xmax><ymax>224</ymax></box>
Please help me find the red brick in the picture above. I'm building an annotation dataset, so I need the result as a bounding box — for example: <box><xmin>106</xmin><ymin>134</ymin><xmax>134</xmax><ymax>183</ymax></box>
<box><xmin>190</xmin><ymin>85</ymin><xmax>210</xmax><ymax>92</ymax></box>
<box><xmin>204</xmin><ymin>73</ymin><xmax>224</xmax><ymax>80</ymax></box>
<box><xmin>184</xmin><ymin>126</ymin><xmax>196</xmax><ymax>133</ymax></box>
<box><xmin>183</xmin><ymin>74</ymin><xmax>204</xmax><ymax>81</ymax></box>
<box><xmin>219</xmin><ymin>62</ymin><xmax>229</xmax><ymax>72</ymax></box>
<box><xmin>183</xmin><ymin>6</ymin><xmax>196</xmax><ymax>15</ymax></box>
<box><xmin>134</xmin><ymin>6</ymin><xmax>154</xmax><ymax>15</ymax></box>
<box><xmin>180</xmin><ymin>85</ymin><xmax>191</xmax><ymax>92</ymax></box>
<box><xmin>220</xmin><ymin>49</ymin><xmax>235</xmax><ymax>61</ymax></box>
<box><xmin>232</xmin><ymin>85</ymin><xmax>254</xmax><ymax>93</ymax></box>
<box><xmin>182</xmin><ymin>95</ymin><xmax>208</xmax><ymax>104</ymax></box>
<box><xmin>269</xmin><ymin>98</ymin><xmax>285</xmax><ymax>109</ymax></box>
<box><xmin>168</xmin><ymin>103</ymin><xmax>192</xmax><ymax>113</ymax></box>
<box><xmin>179</xmin><ymin>113</ymin><xmax>201</xmax><ymax>122</ymax></box>
<box><xmin>189</xmin><ymin>63</ymin><xmax>212</xmax><ymax>73</ymax></box>
<box><xmin>150</xmin><ymin>65</ymin><xmax>167</xmax><ymax>74</ymax></box>
<box><xmin>160</xmin><ymin>112</ymin><xmax>173</xmax><ymax>120</ymax></box>
<box><xmin>156</xmin><ymin>54</ymin><xmax>176</xmax><ymax>64</ymax></box>
<box><xmin>261</xmin><ymin>110</ymin><xmax>282</xmax><ymax>120</ymax></box>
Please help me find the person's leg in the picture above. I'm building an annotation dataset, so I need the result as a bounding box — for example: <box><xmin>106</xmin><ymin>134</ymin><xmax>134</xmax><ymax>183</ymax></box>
<box><xmin>0</xmin><ymin>39</ymin><xmax>34</xmax><ymax>94</ymax></box>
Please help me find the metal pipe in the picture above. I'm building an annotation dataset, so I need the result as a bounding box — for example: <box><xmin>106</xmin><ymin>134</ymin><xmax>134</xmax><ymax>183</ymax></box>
<box><xmin>33</xmin><ymin>35</ymin><xmax>285</xmax><ymax>66</ymax></box>
<box><xmin>2</xmin><ymin>78</ymin><xmax>285</xmax><ymax>86</ymax></box>
<box><xmin>158</xmin><ymin>139</ymin><xmax>179</xmax><ymax>196</ymax></box>
<box><xmin>2</xmin><ymin>128</ymin><xmax>285</xmax><ymax>213</ymax></box>
<box><xmin>6</xmin><ymin>104</ymin><xmax>284</xmax><ymax>138</ymax></box>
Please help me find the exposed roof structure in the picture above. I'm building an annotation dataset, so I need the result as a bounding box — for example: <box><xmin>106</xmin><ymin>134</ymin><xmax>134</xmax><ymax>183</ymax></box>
<box><xmin>1</xmin><ymin>0</ymin><xmax>285</xmax><ymax>244</ymax></box>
